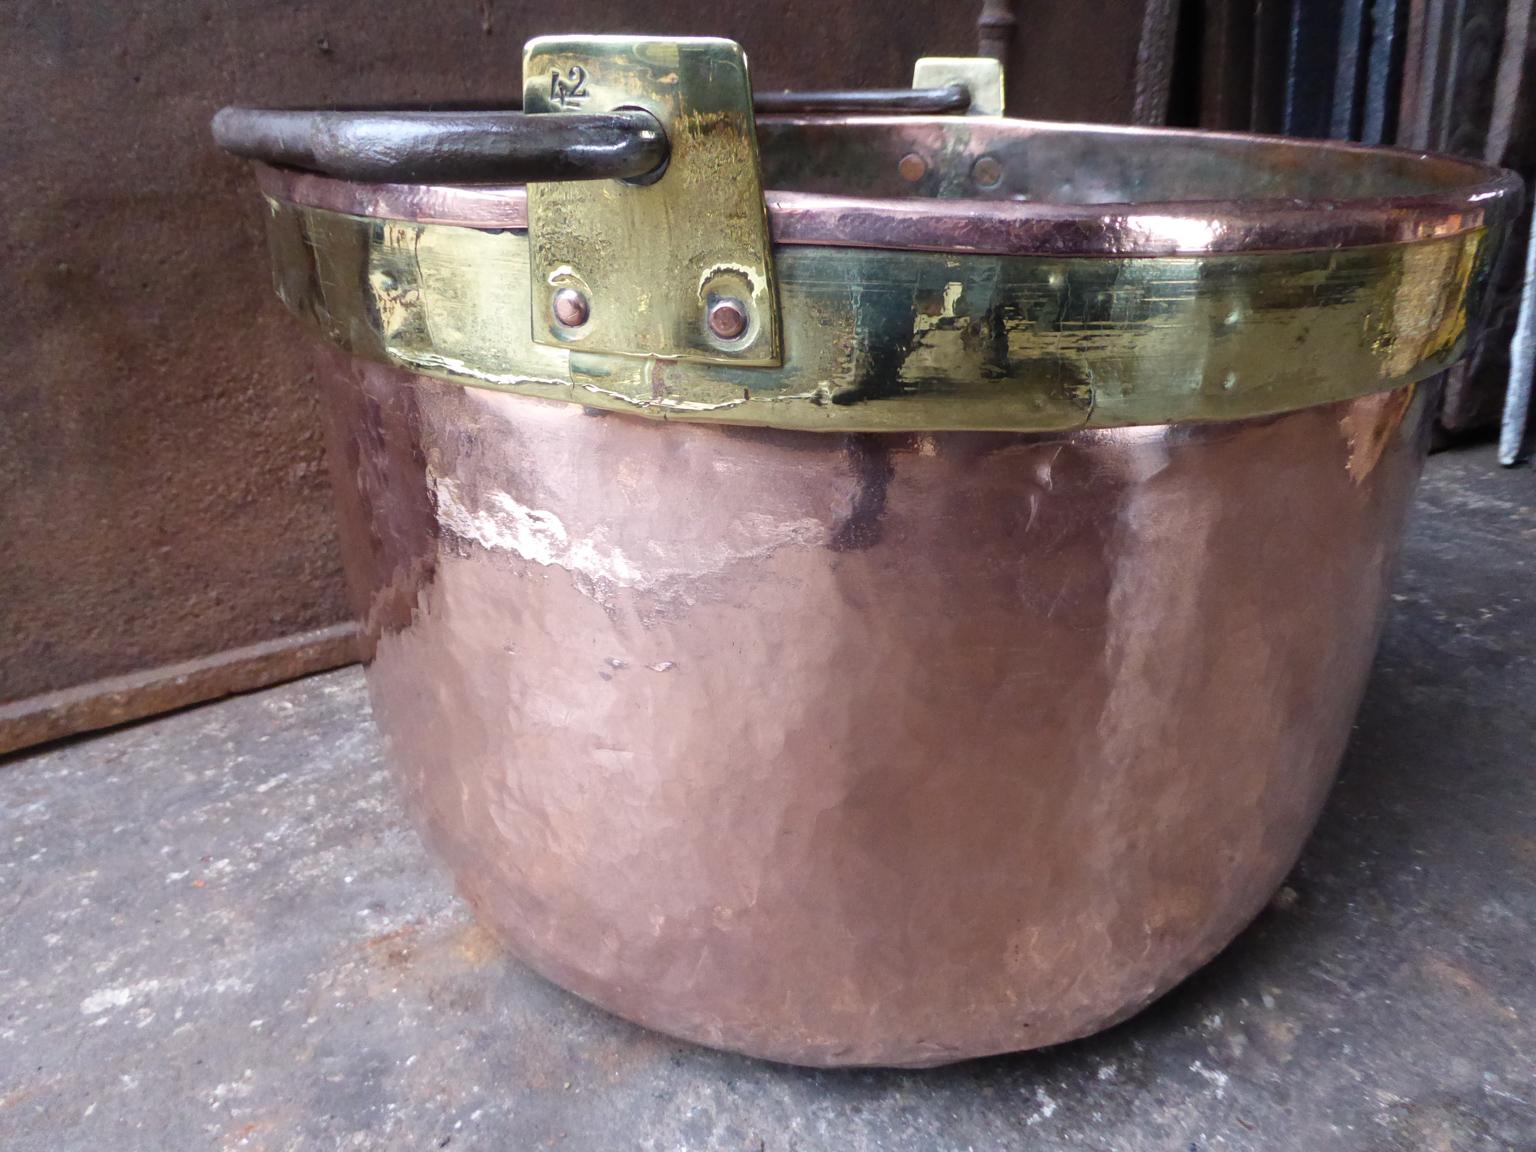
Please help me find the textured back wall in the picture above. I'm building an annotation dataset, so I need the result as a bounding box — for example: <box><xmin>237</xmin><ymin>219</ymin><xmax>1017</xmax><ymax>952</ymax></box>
<box><xmin>0</xmin><ymin>0</ymin><xmax>1147</xmax><ymax>752</ymax></box>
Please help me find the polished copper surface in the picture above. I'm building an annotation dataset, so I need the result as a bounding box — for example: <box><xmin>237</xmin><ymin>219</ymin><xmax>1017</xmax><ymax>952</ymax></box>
<box><xmin>321</xmin><ymin>350</ymin><xmax>1433</xmax><ymax>1067</ymax></box>
<box><xmin>255</xmin><ymin>112</ymin><xmax>1520</xmax><ymax>256</ymax></box>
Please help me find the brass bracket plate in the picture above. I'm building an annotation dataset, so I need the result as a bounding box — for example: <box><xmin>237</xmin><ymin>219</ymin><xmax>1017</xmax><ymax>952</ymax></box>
<box><xmin>912</xmin><ymin>57</ymin><xmax>1006</xmax><ymax>116</ymax></box>
<box><xmin>523</xmin><ymin>36</ymin><xmax>782</xmax><ymax>366</ymax></box>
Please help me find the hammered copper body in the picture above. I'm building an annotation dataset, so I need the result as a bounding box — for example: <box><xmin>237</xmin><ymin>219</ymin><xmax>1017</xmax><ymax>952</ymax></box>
<box><xmin>322</xmin><ymin>350</ymin><xmax>1432</xmax><ymax>1067</ymax></box>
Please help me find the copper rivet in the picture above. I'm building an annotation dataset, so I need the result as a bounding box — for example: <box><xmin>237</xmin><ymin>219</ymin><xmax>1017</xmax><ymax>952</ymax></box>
<box><xmin>552</xmin><ymin>287</ymin><xmax>589</xmax><ymax>328</ymax></box>
<box><xmin>898</xmin><ymin>152</ymin><xmax>928</xmax><ymax>182</ymax></box>
<box><xmin>972</xmin><ymin>155</ymin><xmax>1004</xmax><ymax>188</ymax></box>
<box><xmin>707</xmin><ymin>297</ymin><xmax>749</xmax><ymax>341</ymax></box>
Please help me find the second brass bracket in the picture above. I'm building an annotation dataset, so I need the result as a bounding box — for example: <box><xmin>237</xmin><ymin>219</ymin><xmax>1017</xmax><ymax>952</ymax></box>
<box><xmin>912</xmin><ymin>57</ymin><xmax>1006</xmax><ymax>116</ymax></box>
<box><xmin>523</xmin><ymin>35</ymin><xmax>782</xmax><ymax>366</ymax></box>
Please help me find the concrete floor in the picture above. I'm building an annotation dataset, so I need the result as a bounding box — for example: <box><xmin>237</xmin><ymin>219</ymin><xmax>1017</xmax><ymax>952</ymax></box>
<box><xmin>2</xmin><ymin>444</ymin><xmax>1533</xmax><ymax>1152</ymax></box>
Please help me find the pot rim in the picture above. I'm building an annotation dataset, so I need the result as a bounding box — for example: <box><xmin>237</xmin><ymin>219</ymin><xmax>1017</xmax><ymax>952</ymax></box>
<box><xmin>254</xmin><ymin>115</ymin><xmax>1522</xmax><ymax>258</ymax></box>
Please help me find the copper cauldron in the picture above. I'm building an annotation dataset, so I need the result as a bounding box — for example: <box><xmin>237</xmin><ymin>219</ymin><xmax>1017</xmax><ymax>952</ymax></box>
<box><xmin>215</xmin><ymin>36</ymin><xmax>1520</xmax><ymax>1066</ymax></box>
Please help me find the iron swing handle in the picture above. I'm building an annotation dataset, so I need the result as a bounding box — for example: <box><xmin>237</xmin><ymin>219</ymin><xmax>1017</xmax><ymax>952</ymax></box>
<box><xmin>211</xmin><ymin>84</ymin><xmax>970</xmax><ymax>185</ymax></box>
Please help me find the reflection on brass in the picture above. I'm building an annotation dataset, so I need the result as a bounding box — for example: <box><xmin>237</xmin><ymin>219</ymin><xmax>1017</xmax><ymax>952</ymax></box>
<box><xmin>912</xmin><ymin>57</ymin><xmax>1006</xmax><ymax>116</ymax></box>
<box><xmin>266</xmin><ymin>196</ymin><xmax>1490</xmax><ymax>433</ymax></box>
<box><xmin>522</xmin><ymin>36</ymin><xmax>781</xmax><ymax>366</ymax></box>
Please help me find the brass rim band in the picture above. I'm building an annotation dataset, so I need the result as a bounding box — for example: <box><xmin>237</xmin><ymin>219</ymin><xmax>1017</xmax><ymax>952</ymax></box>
<box><xmin>265</xmin><ymin>197</ymin><xmax>1496</xmax><ymax>434</ymax></box>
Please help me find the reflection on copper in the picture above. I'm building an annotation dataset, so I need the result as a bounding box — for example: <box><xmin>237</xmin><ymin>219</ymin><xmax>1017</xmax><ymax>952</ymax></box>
<box><xmin>331</xmin><ymin>355</ymin><xmax>1438</xmax><ymax>1066</ymax></box>
<box><xmin>1342</xmin><ymin>384</ymin><xmax>1420</xmax><ymax>484</ymax></box>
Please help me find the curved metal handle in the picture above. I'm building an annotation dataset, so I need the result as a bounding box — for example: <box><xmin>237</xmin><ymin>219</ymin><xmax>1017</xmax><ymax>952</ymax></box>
<box><xmin>211</xmin><ymin>106</ymin><xmax>668</xmax><ymax>184</ymax></box>
<box><xmin>753</xmin><ymin>83</ymin><xmax>968</xmax><ymax>114</ymax></box>
<box><xmin>212</xmin><ymin>85</ymin><xmax>970</xmax><ymax>184</ymax></box>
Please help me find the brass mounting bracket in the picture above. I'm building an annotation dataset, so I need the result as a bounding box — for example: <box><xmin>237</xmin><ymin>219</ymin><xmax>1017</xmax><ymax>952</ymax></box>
<box><xmin>523</xmin><ymin>35</ymin><xmax>782</xmax><ymax>367</ymax></box>
<box><xmin>912</xmin><ymin>57</ymin><xmax>1006</xmax><ymax>116</ymax></box>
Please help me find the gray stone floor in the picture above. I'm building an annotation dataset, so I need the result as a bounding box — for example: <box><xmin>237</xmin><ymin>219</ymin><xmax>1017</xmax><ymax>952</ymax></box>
<box><xmin>2</xmin><ymin>444</ymin><xmax>1533</xmax><ymax>1152</ymax></box>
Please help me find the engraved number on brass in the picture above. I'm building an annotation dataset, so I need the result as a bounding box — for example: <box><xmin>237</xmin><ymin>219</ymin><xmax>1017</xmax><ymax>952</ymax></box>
<box><xmin>550</xmin><ymin>66</ymin><xmax>590</xmax><ymax>109</ymax></box>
